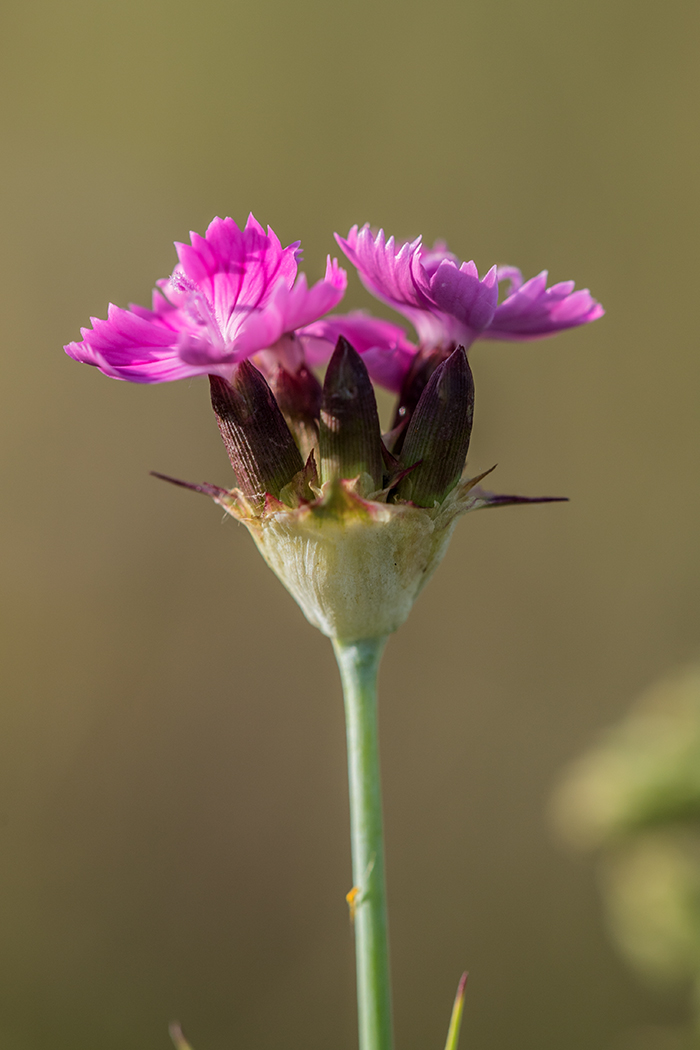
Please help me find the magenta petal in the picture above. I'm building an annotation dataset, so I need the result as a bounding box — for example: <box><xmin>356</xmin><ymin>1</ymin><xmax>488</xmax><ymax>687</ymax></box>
<box><xmin>64</xmin><ymin>303</ymin><xmax>205</xmax><ymax>382</ymax></box>
<box><xmin>496</xmin><ymin>266</ymin><xmax>524</xmax><ymax>295</ymax></box>
<box><xmin>547</xmin><ymin>280</ymin><xmax>576</xmax><ymax>298</ymax></box>
<box><xmin>174</xmin><ymin>215</ymin><xmax>300</xmax><ymax>336</ymax></box>
<box><xmin>279</xmin><ymin>258</ymin><xmax>347</xmax><ymax>333</ymax></box>
<box><xmin>89</xmin><ymin>304</ymin><xmax>178</xmax><ymax>358</ymax></box>
<box><xmin>337</xmin><ymin>224</ymin><xmax>604</xmax><ymax>353</ymax></box>
<box><xmin>428</xmin><ymin>261</ymin><xmax>498</xmax><ymax>333</ymax></box>
<box><xmin>65</xmin><ymin>215</ymin><xmax>347</xmax><ymax>384</ymax></box>
<box><xmin>485</xmin><ymin>269</ymin><xmax>605</xmax><ymax>340</ymax></box>
<box><xmin>65</xmin><ymin>338</ymin><xmax>103</xmax><ymax>367</ymax></box>
<box><xmin>98</xmin><ymin>357</ymin><xmax>204</xmax><ymax>382</ymax></box>
<box><xmin>361</xmin><ymin>344</ymin><xmax>417</xmax><ymax>392</ymax></box>
<box><xmin>338</xmin><ymin>225</ymin><xmax>500</xmax><ymax>348</ymax></box>
<box><xmin>336</xmin><ymin>225</ymin><xmax>430</xmax><ymax>313</ymax></box>
<box><xmin>418</xmin><ymin>241</ymin><xmax>461</xmax><ymax>278</ymax></box>
<box><xmin>232</xmin><ymin>288</ymin><xmax>287</xmax><ymax>356</ymax></box>
<box><xmin>64</xmin><ymin>333</ymin><xmax>199</xmax><ymax>383</ymax></box>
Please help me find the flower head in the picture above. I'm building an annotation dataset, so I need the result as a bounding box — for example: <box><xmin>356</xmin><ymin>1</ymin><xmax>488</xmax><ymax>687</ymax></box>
<box><xmin>65</xmin><ymin>214</ymin><xmax>347</xmax><ymax>384</ymax></box>
<box><xmin>302</xmin><ymin>225</ymin><xmax>604</xmax><ymax>398</ymax></box>
<box><xmin>335</xmin><ymin>225</ymin><xmax>500</xmax><ymax>350</ymax></box>
<box><xmin>66</xmin><ymin>215</ymin><xmax>575</xmax><ymax>643</ymax></box>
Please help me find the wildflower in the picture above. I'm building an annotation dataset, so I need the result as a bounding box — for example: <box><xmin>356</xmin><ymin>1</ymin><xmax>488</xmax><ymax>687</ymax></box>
<box><xmin>65</xmin><ymin>213</ymin><xmax>346</xmax><ymax>385</ymax></box>
<box><xmin>301</xmin><ymin>226</ymin><xmax>604</xmax><ymax>412</ymax></box>
<box><xmin>65</xmin><ymin>216</ymin><xmax>576</xmax><ymax>643</ymax></box>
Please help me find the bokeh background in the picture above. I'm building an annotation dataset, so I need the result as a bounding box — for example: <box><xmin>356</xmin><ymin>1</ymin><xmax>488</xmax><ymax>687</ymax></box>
<box><xmin>1</xmin><ymin>0</ymin><xmax>699</xmax><ymax>1047</ymax></box>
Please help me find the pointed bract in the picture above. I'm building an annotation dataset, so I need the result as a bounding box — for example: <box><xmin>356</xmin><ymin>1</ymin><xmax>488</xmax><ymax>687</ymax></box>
<box><xmin>396</xmin><ymin>348</ymin><xmax>474</xmax><ymax>507</ymax></box>
<box><xmin>468</xmin><ymin>489</ymin><xmax>568</xmax><ymax>510</ymax></box>
<box><xmin>150</xmin><ymin>472</ymin><xmax>232</xmax><ymax>502</ymax></box>
<box><xmin>319</xmin><ymin>337</ymin><xmax>384</xmax><ymax>491</ymax></box>
<box><xmin>209</xmin><ymin>365</ymin><xmax>303</xmax><ymax>502</ymax></box>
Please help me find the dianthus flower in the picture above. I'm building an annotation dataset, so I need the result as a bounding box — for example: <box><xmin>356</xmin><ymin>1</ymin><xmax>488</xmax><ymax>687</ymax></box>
<box><xmin>300</xmin><ymin>224</ymin><xmax>604</xmax><ymax>395</ymax></box>
<box><xmin>63</xmin><ymin>213</ymin><xmax>591</xmax><ymax>638</ymax></box>
<box><xmin>65</xmin><ymin>214</ymin><xmax>347</xmax><ymax>384</ymax></box>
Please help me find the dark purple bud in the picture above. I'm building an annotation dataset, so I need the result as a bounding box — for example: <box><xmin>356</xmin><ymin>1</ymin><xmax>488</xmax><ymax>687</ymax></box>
<box><xmin>318</xmin><ymin>337</ymin><xmax>383</xmax><ymax>489</ymax></box>
<box><xmin>395</xmin><ymin>347</ymin><xmax>474</xmax><ymax>507</ymax></box>
<box><xmin>209</xmin><ymin>364</ymin><xmax>303</xmax><ymax>502</ymax></box>
<box><xmin>266</xmin><ymin>362</ymin><xmax>322</xmax><ymax>461</ymax></box>
<box><xmin>390</xmin><ymin>344</ymin><xmax>454</xmax><ymax>453</ymax></box>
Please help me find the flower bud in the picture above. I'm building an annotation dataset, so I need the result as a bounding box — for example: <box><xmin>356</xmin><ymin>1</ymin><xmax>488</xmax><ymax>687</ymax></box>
<box><xmin>318</xmin><ymin>337</ymin><xmax>383</xmax><ymax>491</ymax></box>
<box><xmin>395</xmin><ymin>347</ymin><xmax>474</xmax><ymax>507</ymax></box>
<box><xmin>390</xmin><ymin>344</ymin><xmax>454</xmax><ymax>453</ymax></box>
<box><xmin>209</xmin><ymin>364</ymin><xmax>303</xmax><ymax>503</ymax></box>
<box><xmin>266</xmin><ymin>361</ymin><xmax>322</xmax><ymax>462</ymax></box>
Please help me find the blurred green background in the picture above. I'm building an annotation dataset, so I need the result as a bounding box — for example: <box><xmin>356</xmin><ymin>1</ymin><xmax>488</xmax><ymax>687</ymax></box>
<box><xmin>0</xmin><ymin>0</ymin><xmax>698</xmax><ymax>1047</ymax></box>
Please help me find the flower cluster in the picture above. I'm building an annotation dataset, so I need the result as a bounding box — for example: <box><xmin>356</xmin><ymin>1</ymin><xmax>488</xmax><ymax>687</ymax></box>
<box><xmin>66</xmin><ymin>214</ymin><xmax>603</xmax><ymax>641</ymax></box>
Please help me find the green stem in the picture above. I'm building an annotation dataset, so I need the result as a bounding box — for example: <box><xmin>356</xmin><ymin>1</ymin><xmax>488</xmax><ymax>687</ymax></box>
<box><xmin>332</xmin><ymin>636</ymin><xmax>393</xmax><ymax>1050</ymax></box>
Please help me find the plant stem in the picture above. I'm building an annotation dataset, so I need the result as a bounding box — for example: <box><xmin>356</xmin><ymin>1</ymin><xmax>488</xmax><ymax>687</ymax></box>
<box><xmin>332</xmin><ymin>636</ymin><xmax>393</xmax><ymax>1050</ymax></box>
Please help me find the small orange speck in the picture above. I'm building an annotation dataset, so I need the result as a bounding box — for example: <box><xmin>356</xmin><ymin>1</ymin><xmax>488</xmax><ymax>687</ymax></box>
<box><xmin>346</xmin><ymin>885</ymin><xmax>361</xmax><ymax>923</ymax></box>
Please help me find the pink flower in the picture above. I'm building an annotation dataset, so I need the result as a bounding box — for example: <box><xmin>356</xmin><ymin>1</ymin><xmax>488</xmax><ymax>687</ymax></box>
<box><xmin>65</xmin><ymin>215</ymin><xmax>347</xmax><ymax>383</ymax></box>
<box><xmin>335</xmin><ymin>226</ymin><xmax>500</xmax><ymax>348</ymax></box>
<box><xmin>303</xmin><ymin>225</ymin><xmax>604</xmax><ymax>392</ymax></box>
<box><xmin>481</xmin><ymin>265</ymin><xmax>605</xmax><ymax>341</ymax></box>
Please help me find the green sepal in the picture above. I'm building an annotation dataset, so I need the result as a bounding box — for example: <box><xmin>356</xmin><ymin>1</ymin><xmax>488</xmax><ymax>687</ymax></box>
<box><xmin>396</xmin><ymin>347</ymin><xmax>474</xmax><ymax>507</ymax></box>
<box><xmin>319</xmin><ymin>337</ymin><xmax>383</xmax><ymax>490</ymax></box>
